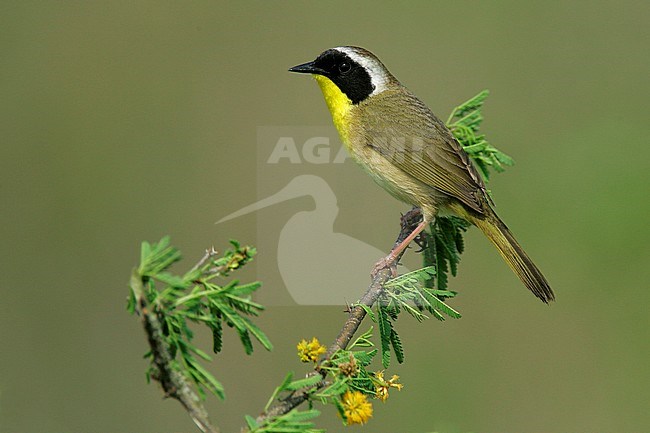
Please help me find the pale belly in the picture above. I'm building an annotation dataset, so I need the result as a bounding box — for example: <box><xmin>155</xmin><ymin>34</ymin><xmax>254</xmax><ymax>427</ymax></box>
<box><xmin>348</xmin><ymin>141</ymin><xmax>446</xmax><ymax>221</ymax></box>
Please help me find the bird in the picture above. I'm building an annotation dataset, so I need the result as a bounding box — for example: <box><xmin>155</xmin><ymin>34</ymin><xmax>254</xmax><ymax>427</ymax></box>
<box><xmin>289</xmin><ymin>46</ymin><xmax>554</xmax><ymax>303</ymax></box>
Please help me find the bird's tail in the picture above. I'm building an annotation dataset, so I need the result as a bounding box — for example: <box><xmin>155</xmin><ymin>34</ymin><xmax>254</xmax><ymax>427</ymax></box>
<box><xmin>469</xmin><ymin>211</ymin><xmax>555</xmax><ymax>303</ymax></box>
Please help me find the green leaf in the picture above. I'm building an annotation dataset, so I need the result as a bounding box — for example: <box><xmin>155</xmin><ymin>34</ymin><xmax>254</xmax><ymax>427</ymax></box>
<box><xmin>251</xmin><ymin>409</ymin><xmax>323</xmax><ymax>433</ymax></box>
<box><xmin>241</xmin><ymin>316</ymin><xmax>274</xmax><ymax>351</ymax></box>
<box><xmin>385</xmin><ymin>266</ymin><xmax>436</xmax><ymax>288</ymax></box>
<box><xmin>495</xmin><ymin>150</ymin><xmax>515</xmax><ymax>165</ymax></box>
<box><xmin>265</xmin><ymin>372</ymin><xmax>294</xmax><ymax>411</ymax></box>
<box><xmin>317</xmin><ymin>377</ymin><xmax>349</xmax><ymax>398</ymax></box>
<box><xmin>190</xmin><ymin>345</ymin><xmax>212</xmax><ymax>361</ymax></box>
<box><xmin>153</xmin><ymin>272</ymin><xmax>189</xmax><ymax>290</ymax></box>
<box><xmin>126</xmin><ymin>290</ymin><xmax>136</xmax><ymax>314</ymax></box>
<box><xmin>396</xmin><ymin>297</ymin><xmax>427</xmax><ymax>322</ymax></box>
<box><xmin>283</xmin><ymin>408</ymin><xmax>320</xmax><ymax>422</ymax></box>
<box><xmin>452</xmin><ymin>89</ymin><xmax>490</xmax><ymax>120</ymax></box>
<box><xmin>285</xmin><ymin>374</ymin><xmax>322</xmax><ymax>391</ymax></box>
<box><xmin>230</xmin><ymin>281</ymin><xmax>262</xmax><ymax>297</ymax></box>
<box><xmin>184</xmin><ymin>355</ymin><xmax>225</xmax><ymax>399</ymax></box>
<box><xmin>210</xmin><ymin>319</ymin><xmax>223</xmax><ymax>353</ymax></box>
<box><xmin>244</xmin><ymin>415</ymin><xmax>259</xmax><ymax>430</ymax></box>
<box><xmin>429</xmin><ymin>308</ymin><xmax>445</xmax><ymax>321</ymax></box>
<box><xmin>238</xmin><ymin>328</ymin><xmax>253</xmax><ymax>355</ymax></box>
<box><xmin>423</xmin><ymin>216</ymin><xmax>469</xmax><ymax>290</ymax></box>
<box><xmin>211</xmin><ymin>299</ymin><xmax>247</xmax><ymax>332</ymax></box>
<box><xmin>353</xmin><ymin>349</ymin><xmax>378</xmax><ymax>366</ymax></box>
<box><xmin>277</xmin><ymin>372</ymin><xmax>294</xmax><ymax>392</ymax></box>
<box><xmin>421</xmin><ymin>289</ymin><xmax>462</xmax><ymax>319</ymax></box>
<box><xmin>446</xmin><ymin>90</ymin><xmax>514</xmax><ymax>183</ymax></box>
<box><xmin>377</xmin><ymin>305</ymin><xmax>392</xmax><ymax>369</ymax></box>
<box><xmin>390</xmin><ymin>328</ymin><xmax>404</xmax><ymax>364</ymax></box>
<box><xmin>140</xmin><ymin>237</ymin><xmax>181</xmax><ymax>276</ymax></box>
<box><xmin>140</xmin><ymin>241</ymin><xmax>151</xmax><ymax>270</ymax></box>
<box><xmin>333</xmin><ymin>398</ymin><xmax>347</xmax><ymax>424</ymax></box>
<box><xmin>432</xmin><ymin>289</ymin><xmax>457</xmax><ymax>298</ymax></box>
<box><xmin>274</xmin><ymin>409</ymin><xmax>322</xmax><ymax>427</ymax></box>
<box><xmin>349</xmin><ymin>326</ymin><xmax>374</xmax><ymax>349</ymax></box>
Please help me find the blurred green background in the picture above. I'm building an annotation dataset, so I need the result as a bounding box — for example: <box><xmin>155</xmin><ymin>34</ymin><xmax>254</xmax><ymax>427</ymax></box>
<box><xmin>2</xmin><ymin>1</ymin><xmax>649</xmax><ymax>432</ymax></box>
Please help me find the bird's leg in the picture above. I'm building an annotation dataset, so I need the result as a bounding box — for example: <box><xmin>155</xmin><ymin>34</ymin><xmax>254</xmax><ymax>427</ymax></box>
<box><xmin>371</xmin><ymin>219</ymin><xmax>429</xmax><ymax>278</ymax></box>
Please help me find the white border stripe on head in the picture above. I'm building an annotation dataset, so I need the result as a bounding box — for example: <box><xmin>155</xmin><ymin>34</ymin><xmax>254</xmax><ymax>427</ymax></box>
<box><xmin>334</xmin><ymin>47</ymin><xmax>389</xmax><ymax>96</ymax></box>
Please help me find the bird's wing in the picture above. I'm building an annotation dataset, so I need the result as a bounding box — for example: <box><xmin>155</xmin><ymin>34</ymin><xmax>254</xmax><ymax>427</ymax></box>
<box><xmin>357</xmin><ymin>89</ymin><xmax>489</xmax><ymax>214</ymax></box>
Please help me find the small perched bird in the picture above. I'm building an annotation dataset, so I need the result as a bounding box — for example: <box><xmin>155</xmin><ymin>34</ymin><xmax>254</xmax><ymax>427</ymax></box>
<box><xmin>289</xmin><ymin>46</ymin><xmax>554</xmax><ymax>303</ymax></box>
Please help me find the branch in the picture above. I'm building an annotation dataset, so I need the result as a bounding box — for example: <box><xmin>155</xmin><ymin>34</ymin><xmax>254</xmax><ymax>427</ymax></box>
<box><xmin>131</xmin><ymin>270</ymin><xmax>221</xmax><ymax>433</ymax></box>
<box><xmin>189</xmin><ymin>246</ymin><xmax>234</xmax><ymax>279</ymax></box>
<box><xmin>250</xmin><ymin>208</ymin><xmax>423</xmax><ymax>428</ymax></box>
<box><xmin>189</xmin><ymin>246</ymin><xmax>219</xmax><ymax>273</ymax></box>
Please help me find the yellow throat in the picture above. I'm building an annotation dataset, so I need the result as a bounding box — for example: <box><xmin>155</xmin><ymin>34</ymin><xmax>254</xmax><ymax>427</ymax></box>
<box><xmin>314</xmin><ymin>75</ymin><xmax>353</xmax><ymax>143</ymax></box>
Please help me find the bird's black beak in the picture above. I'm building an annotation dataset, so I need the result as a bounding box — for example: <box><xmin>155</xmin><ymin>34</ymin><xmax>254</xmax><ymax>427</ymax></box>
<box><xmin>288</xmin><ymin>60</ymin><xmax>325</xmax><ymax>75</ymax></box>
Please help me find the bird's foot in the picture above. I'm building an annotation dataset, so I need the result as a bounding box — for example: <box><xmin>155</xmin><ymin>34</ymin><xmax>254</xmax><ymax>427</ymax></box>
<box><xmin>401</xmin><ymin>207</ymin><xmax>423</xmax><ymax>227</ymax></box>
<box><xmin>414</xmin><ymin>230</ymin><xmax>429</xmax><ymax>252</ymax></box>
<box><xmin>371</xmin><ymin>256</ymin><xmax>398</xmax><ymax>280</ymax></box>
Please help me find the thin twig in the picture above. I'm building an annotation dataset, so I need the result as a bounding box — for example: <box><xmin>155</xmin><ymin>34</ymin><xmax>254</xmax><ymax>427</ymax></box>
<box><xmin>250</xmin><ymin>208</ymin><xmax>422</xmax><ymax>429</ymax></box>
<box><xmin>190</xmin><ymin>247</ymin><xmax>219</xmax><ymax>273</ymax></box>
<box><xmin>190</xmin><ymin>246</ymin><xmax>234</xmax><ymax>279</ymax></box>
<box><xmin>131</xmin><ymin>271</ymin><xmax>221</xmax><ymax>433</ymax></box>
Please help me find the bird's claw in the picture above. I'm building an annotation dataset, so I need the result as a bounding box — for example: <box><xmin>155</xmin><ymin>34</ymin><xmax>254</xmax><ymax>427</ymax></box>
<box><xmin>400</xmin><ymin>207</ymin><xmax>423</xmax><ymax>226</ymax></box>
<box><xmin>371</xmin><ymin>256</ymin><xmax>398</xmax><ymax>279</ymax></box>
<box><xmin>414</xmin><ymin>231</ymin><xmax>429</xmax><ymax>252</ymax></box>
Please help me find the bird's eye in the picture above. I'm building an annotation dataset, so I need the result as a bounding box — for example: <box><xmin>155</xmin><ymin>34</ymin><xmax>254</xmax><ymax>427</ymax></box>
<box><xmin>338</xmin><ymin>62</ymin><xmax>351</xmax><ymax>74</ymax></box>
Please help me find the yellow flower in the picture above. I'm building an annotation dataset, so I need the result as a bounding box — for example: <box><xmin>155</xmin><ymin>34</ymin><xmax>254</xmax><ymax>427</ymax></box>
<box><xmin>373</xmin><ymin>371</ymin><xmax>403</xmax><ymax>402</ymax></box>
<box><xmin>296</xmin><ymin>337</ymin><xmax>326</xmax><ymax>363</ymax></box>
<box><xmin>341</xmin><ymin>390</ymin><xmax>373</xmax><ymax>425</ymax></box>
